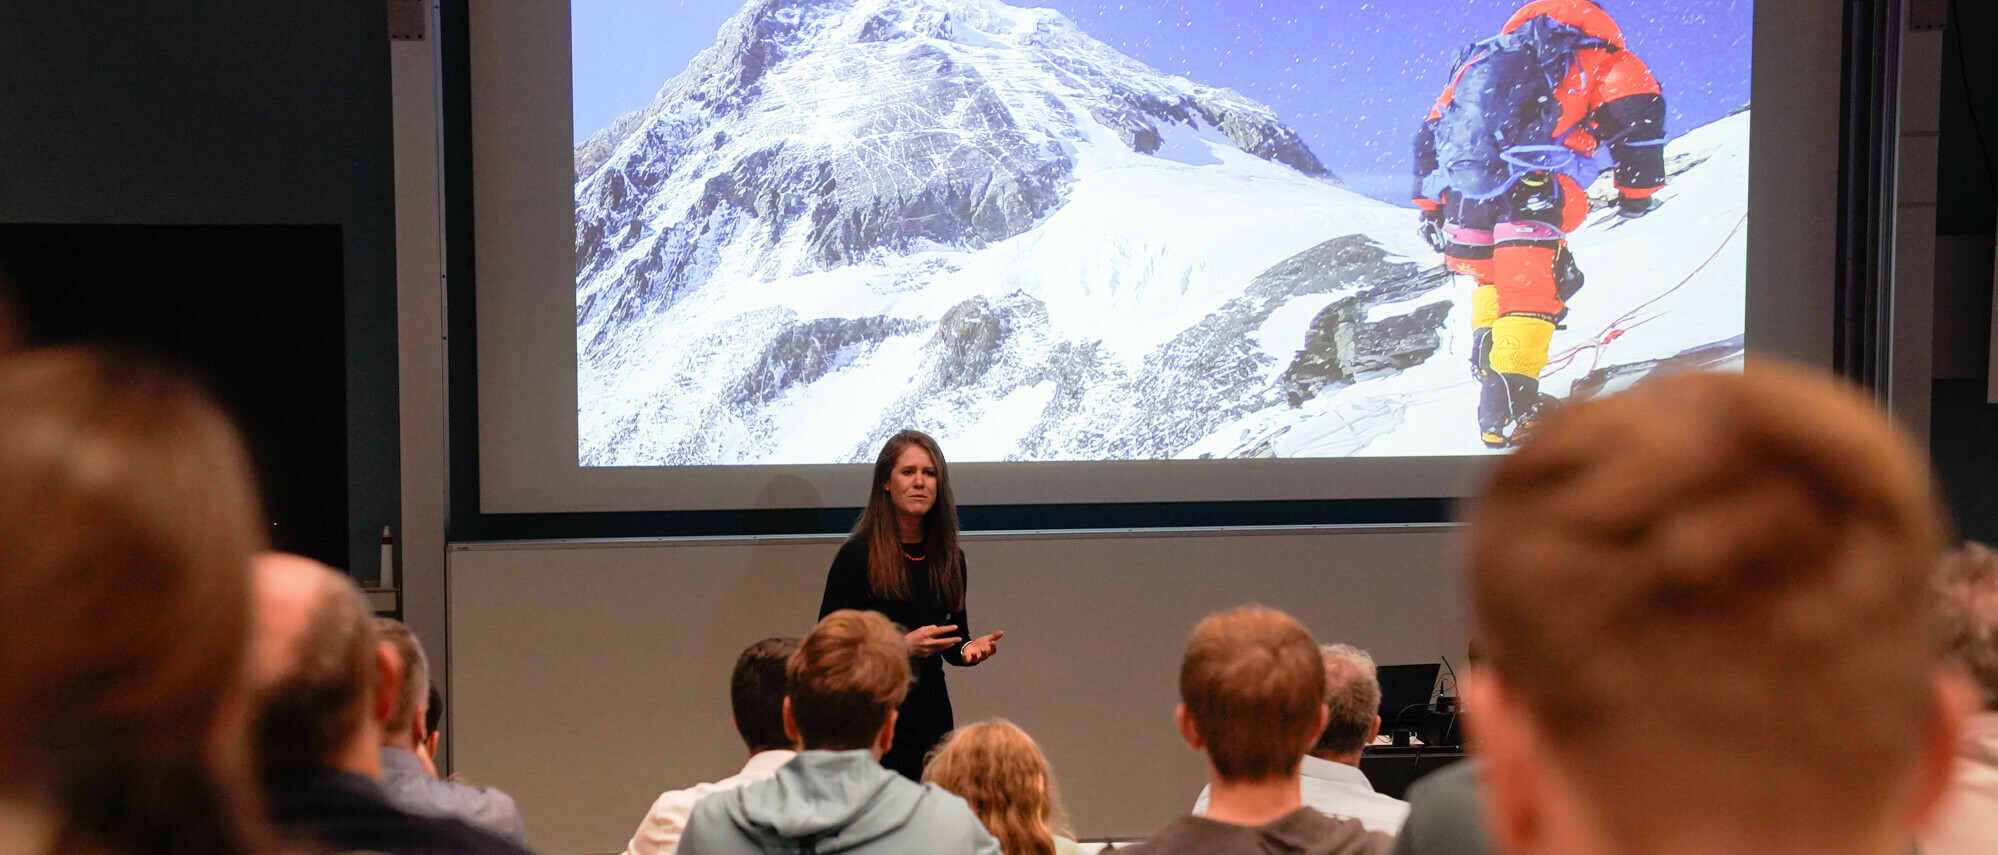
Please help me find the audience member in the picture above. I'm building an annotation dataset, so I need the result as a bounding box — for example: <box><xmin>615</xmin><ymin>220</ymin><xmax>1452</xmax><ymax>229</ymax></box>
<box><xmin>1923</xmin><ymin>541</ymin><xmax>1998</xmax><ymax>855</ymax></box>
<box><xmin>678</xmin><ymin>610</ymin><xmax>999</xmax><ymax>855</ymax></box>
<box><xmin>1461</xmin><ymin>364</ymin><xmax>1972</xmax><ymax>855</ymax></box>
<box><xmin>250</xmin><ymin>553</ymin><xmax>536</xmax><ymax>855</ymax></box>
<box><xmin>923</xmin><ymin>719</ymin><xmax>1083</xmax><ymax>855</ymax></box>
<box><xmin>1126</xmin><ymin>605</ymin><xmax>1391</xmax><ymax>855</ymax></box>
<box><xmin>1193</xmin><ymin>644</ymin><xmax>1410</xmax><ymax>834</ymax></box>
<box><xmin>625</xmin><ymin>638</ymin><xmax>800</xmax><ymax>855</ymax></box>
<box><xmin>0</xmin><ymin>347</ymin><xmax>275</xmax><ymax>855</ymax></box>
<box><xmin>376</xmin><ymin>618</ymin><xmax>528</xmax><ymax>843</ymax></box>
<box><xmin>427</xmin><ymin>683</ymin><xmax>446</xmax><ymax>758</ymax></box>
<box><xmin>1386</xmin><ymin>761</ymin><xmax>1487</xmax><ymax>855</ymax></box>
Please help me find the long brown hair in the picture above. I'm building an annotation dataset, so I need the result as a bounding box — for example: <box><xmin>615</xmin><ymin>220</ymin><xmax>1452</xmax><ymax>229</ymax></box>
<box><xmin>0</xmin><ymin>347</ymin><xmax>273</xmax><ymax>855</ymax></box>
<box><xmin>850</xmin><ymin>430</ymin><xmax>963</xmax><ymax>609</ymax></box>
<box><xmin>922</xmin><ymin>719</ymin><xmax>1072</xmax><ymax>855</ymax></box>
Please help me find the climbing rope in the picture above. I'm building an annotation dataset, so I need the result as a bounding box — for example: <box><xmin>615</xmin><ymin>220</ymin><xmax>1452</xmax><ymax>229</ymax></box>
<box><xmin>1543</xmin><ymin>210</ymin><xmax>1749</xmax><ymax>378</ymax></box>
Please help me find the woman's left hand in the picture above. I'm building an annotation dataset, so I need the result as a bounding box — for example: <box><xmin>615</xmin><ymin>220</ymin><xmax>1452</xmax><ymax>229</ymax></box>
<box><xmin>961</xmin><ymin>630</ymin><xmax>1004</xmax><ymax>664</ymax></box>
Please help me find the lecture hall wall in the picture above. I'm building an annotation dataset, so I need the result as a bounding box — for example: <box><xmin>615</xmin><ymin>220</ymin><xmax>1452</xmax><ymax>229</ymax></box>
<box><xmin>0</xmin><ymin>0</ymin><xmax>401</xmax><ymax>576</ymax></box>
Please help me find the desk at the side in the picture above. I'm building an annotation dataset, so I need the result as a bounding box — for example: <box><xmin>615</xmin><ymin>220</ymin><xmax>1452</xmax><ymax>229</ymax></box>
<box><xmin>1360</xmin><ymin>745</ymin><xmax>1468</xmax><ymax>800</ymax></box>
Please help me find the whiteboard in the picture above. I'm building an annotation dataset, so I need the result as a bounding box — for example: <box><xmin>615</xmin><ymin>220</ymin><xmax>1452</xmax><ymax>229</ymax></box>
<box><xmin>447</xmin><ymin>525</ymin><xmax>1467</xmax><ymax>854</ymax></box>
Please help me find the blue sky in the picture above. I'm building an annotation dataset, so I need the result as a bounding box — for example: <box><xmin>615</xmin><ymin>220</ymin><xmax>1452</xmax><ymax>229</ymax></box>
<box><xmin>572</xmin><ymin>0</ymin><xmax>1751</xmax><ymax>202</ymax></box>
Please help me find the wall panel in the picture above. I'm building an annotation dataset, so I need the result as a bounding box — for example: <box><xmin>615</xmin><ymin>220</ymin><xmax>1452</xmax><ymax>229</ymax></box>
<box><xmin>448</xmin><ymin>525</ymin><xmax>1466</xmax><ymax>853</ymax></box>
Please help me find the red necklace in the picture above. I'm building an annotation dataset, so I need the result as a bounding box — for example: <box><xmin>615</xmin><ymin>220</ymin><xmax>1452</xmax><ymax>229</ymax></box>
<box><xmin>901</xmin><ymin>546</ymin><xmax>926</xmax><ymax>561</ymax></box>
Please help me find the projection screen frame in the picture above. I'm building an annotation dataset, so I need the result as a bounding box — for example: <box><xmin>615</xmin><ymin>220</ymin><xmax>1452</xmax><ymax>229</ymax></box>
<box><xmin>451</xmin><ymin>0</ymin><xmax>1853</xmax><ymax>521</ymax></box>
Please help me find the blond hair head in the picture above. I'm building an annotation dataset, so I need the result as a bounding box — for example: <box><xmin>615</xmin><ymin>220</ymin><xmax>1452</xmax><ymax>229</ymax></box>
<box><xmin>1937</xmin><ymin>541</ymin><xmax>1998</xmax><ymax>710</ymax></box>
<box><xmin>923</xmin><ymin>719</ymin><xmax>1071</xmax><ymax>855</ymax></box>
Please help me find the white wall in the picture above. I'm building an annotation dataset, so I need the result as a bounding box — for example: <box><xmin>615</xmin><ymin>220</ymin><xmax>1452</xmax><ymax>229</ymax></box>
<box><xmin>447</xmin><ymin>525</ymin><xmax>1466</xmax><ymax>854</ymax></box>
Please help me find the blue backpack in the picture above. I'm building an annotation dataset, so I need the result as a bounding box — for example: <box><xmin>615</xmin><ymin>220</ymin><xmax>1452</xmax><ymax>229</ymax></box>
<box><xmin>1422</xmin><ymin>16</ymin><xmax>1613</xmax><ymax>201</ymax></box>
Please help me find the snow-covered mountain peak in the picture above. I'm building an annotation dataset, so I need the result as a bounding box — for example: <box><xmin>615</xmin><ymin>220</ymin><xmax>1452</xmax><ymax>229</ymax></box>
<box><xmin>573</xmin><ymin>0</ymin><xmax>1345</xmax><ymax>362</ymax></box>
<box><xmin>576</xmin><ymin>0</ymin><xmax>1333</xmax><ymax>181</ymax></box>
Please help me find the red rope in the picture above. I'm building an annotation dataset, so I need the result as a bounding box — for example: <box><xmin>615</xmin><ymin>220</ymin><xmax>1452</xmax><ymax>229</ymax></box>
<box><xmin>1544</xmin><ymin>211</ymin><xmax>1749</xmax><ymax>378</ymax></box>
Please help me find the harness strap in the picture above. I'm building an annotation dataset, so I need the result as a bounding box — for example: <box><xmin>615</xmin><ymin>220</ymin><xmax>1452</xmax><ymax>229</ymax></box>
<box><xmin>1495</xmin><ymin>220</ymin><xmax>1564</xmax><ymax>242</ymax></box>
<box><xmin>1445</xmin><ymin>225</ymin><xmax>1496</xmax><ymax>246</ymax></box>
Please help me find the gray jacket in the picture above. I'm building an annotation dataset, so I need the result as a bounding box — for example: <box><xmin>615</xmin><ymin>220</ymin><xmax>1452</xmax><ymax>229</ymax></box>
<box><xmin>377</xmin><ymin>747</ymin><xmax>528</xmax><ymax>844</ymax></box>
<box><xmin>678</xmin><ymin>750</ymin><xmax>1000</xmax><ymax>855</ymax></box>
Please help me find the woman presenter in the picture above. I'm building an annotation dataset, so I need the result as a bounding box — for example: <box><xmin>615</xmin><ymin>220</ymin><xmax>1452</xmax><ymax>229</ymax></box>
<box><xmin>819</xmin><ymin>429</ymin><xmax>1003</xmax><ymax>779</ymax></box>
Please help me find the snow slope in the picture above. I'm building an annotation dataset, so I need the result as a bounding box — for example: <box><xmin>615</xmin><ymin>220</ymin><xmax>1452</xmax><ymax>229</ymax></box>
<box><xmin>575</xmin><ymin>0</ymin><xmax>1748</xmax><ymax>465</ymax></box>
<box><xmin>1187</xmin><ymin>109</ymin><xmax>1750</xmax><ymax>460</ymax></box>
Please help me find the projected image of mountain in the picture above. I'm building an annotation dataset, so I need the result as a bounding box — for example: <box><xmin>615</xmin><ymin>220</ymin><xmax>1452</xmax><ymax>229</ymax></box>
<box><xmin>574</xmin><ymin>0</ymin><xmax>1747</xmax><ymax>465</ymax></box>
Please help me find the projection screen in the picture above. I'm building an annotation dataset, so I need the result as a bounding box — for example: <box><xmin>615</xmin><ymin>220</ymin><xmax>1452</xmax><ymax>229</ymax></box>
<box><xmin>471</xmin><ymin>0</ymin><xmax>1830</xmax><ymax>514</ymax></box>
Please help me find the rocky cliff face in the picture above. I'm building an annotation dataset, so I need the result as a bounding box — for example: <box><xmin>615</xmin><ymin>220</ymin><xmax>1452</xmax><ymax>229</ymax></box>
<box><xmin>1011</xmin><ymin>235</ymin><xmax>1451</xmax><ymax>461</ymax></box>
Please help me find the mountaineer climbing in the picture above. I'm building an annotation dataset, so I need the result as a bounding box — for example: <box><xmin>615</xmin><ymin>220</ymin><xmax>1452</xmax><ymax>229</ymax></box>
<box><xmin>1412</xmin><ymin>0</ymin><xmax>1666</xmax><ymax>447</ymax></box>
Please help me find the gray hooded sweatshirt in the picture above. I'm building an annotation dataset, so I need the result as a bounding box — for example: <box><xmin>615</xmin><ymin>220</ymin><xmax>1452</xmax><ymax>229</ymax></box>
<box><xmin>677</xmin><ymin>750</ymin><xmax>1001</xmax><ymax>855</ymax></box>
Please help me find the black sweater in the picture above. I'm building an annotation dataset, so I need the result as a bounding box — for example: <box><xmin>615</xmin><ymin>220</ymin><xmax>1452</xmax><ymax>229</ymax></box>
<box><xmin>818</xmin><ymin>537</ymin><xmax>971</xmax><ymax>778</ymax></box>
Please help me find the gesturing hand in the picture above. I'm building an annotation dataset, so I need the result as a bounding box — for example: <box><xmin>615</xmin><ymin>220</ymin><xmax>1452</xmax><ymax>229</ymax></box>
<box><xmin>907</xmin><ymin>624</ymin><xmax>964</xmax><ymax>659</ymax></box>
<box><xmin>961</xmin><ymin>630</ymin><xmax>1004</xmax><ymax>665</ymax></box>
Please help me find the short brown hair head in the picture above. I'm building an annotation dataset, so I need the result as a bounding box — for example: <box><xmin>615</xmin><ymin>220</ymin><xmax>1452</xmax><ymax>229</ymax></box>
<box><xmin>375</xmin><ymin>618</ymin><xmax>430</xmax><ymax>730</ymax></box>
<box><xmin>253</xmin><ymin>560</ymin><xmax>378</xmax><ymax>775</ymax></box>
<box><xmin>923</xmin><ymin>719</ymin><xmax>1071</xmax><ymax>855</ymax></box>
<box><xmin>1469</xmin><ymin>363</ymin><xmax>1945</xmax><ymax>844</ymax></box>
<box><xmin>1937</xmin><ymin>541</ymin><xmax>1998</xmax><ymax>711</ymax></box>
<box><xmin>0</xmin><ymin>346</ymin><xmax>269</xmax><ymax>855</ymax></box>
<box><xmin>787</xmin><ymin>610</ymin><xmax>911</xmax><ymax>750</ymax></box>
<box><xmin>425</xmin><ymin>683</ymin><xmax>445</xmax><ymax>738</ymax></box>
<box><xmin>732</xmin><ymin>637</ymin><xmax>798</xmax><ymax>753</ymax></box>
<box><xmin>1314</xmin><ymin>644</ymin><xmax>1381</xmax><ymax>757</ymax></box>
<box><xmin>1179</xmin><ymin>605</ymin><xmax>1326</xmax><ymax>781</ymax></box>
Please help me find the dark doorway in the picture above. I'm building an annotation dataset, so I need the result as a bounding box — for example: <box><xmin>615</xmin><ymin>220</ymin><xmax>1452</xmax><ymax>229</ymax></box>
<box><xmin>0</xmin><ymin>224</ymin><xmax>348</xmax><ymax>568</ymax></box>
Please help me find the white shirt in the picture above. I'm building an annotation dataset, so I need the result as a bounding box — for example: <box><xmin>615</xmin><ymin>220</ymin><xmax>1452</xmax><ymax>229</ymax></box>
<box><xmin>1191</xmin><ymin>755</ymin><xmax>1411</xmax><ymax>836</ymax></box>
<box><xmin>625</xmin><ymin>750</ymin><xmax>797</xmax><ymax>855</ymax></box>
<box><xmin>1920</xmin><ymin>711</ymin><xmax>1998</xmax><ymax>855</ymax></box>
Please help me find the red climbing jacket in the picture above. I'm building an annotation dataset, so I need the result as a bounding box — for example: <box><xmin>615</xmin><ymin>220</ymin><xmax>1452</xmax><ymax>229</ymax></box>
<box><xmin>1412</xmin><ymin>0</ymin><xmax>1667</xmax><ymax>209</ymax></box>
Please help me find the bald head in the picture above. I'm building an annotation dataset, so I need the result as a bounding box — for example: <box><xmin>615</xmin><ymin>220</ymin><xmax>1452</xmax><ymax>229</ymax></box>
<box><xmin>250</xmin><ymin>553</ymin><xmax>342</xmax><ymax>689</ymax></box>
<box><xmin>249</xmin><ymin>553</ymin><xmax>390</xmax><ymax>777</ymax></box>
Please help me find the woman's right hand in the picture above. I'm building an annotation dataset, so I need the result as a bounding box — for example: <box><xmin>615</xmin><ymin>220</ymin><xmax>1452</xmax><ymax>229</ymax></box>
<box><xmin>906</xmin><ymin>624</ymin><xmax>963</xmax><ymax>658</ymax></box>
